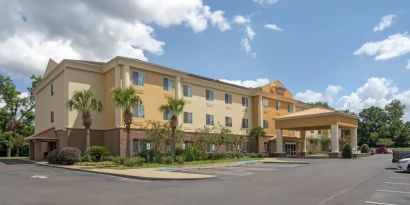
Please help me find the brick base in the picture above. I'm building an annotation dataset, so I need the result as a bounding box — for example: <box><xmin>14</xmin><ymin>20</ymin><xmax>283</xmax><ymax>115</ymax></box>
<box><xmin>273</xmin><ymin>152</ymin><xmax>286</xmax><ymax>158</ymax></box>
<box><xmin>299</xmin><ymin>152</ymin><xmax>307</xmax><ymax>157</ymax></box>
<box><xmin>329</xmin><ymin>152</ymin><xmax>340</xmax><ymax>158</ymax></box>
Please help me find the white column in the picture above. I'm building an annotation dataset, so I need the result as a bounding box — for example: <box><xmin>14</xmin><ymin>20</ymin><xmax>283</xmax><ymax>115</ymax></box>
<box><xmin>276</xmin><ymin>129</ymin><xmax>283</xmax><ymax>153</ymax></box>
<box><xmin>175</xmin><ymin>76</ymin><xmax>182</xmax><ymax>127</ymax></box>
<box><xmin>123</xmin><ymin>65</ymin><xmax>131</xmax><ymax>87</ymax></box>
<box><xmin>115</xmin><ymin>64</ymin><xmax>121</xmax><ymax>127</ymax></box>
<box><xmin>301</xmin><ymin>130</ymin><xmax>307</xmax><ymax>153</ymax></box>
<box><xmin>331</xmin><ymin>124</ymin><xmax>339</xmax><ymax>153</ymax></box>
<box><xmin>258</xmin><ymin>95</ymin><xmax>263</xmax><ymax>127</ymax></box>
<box><xmin>350</xmin><ymin>127</ymin><xmax>358</xmax><ymax>152</ymax></box>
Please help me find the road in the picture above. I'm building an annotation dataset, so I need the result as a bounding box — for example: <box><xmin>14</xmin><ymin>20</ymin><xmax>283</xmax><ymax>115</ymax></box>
<box><xmin>0</xmin><ymin>154</ymin><xmax>408</xmax><ymax>205</ymax></box>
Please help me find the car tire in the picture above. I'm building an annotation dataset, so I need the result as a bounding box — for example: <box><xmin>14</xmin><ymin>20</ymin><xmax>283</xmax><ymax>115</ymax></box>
<box><xmin>408</xmin><ymin>164</ymin><xmax>410</xmax><ymax>172</ymax></box>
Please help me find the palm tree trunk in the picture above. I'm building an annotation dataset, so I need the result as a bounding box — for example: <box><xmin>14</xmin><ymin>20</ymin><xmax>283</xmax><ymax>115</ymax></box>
<box><xmin>16</xmin><ymin>147</ymin><xmax>20</xmax><ymax>157</ymax></box>
<box><xmin>86</xmin><ymin>128</ymin><xmax>91</xmax><ymax>150</ymax></box>
<box><xmin>7</xmin><ymin>136</ymin><xmax>12</xmax><ymax>157</ymax></box>
<box><xmin>126</xmin><ymin>124</ymin><xmax>131</xmax><ymax>157</ymax></box>
<box><xmin>171</xmin><ymin>126</ymin><xmax>176</xmax><ymax>163</ymax></box>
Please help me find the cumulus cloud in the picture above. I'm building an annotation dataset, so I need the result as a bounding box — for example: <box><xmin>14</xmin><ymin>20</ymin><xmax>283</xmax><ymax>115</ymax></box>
<box><xmin>264</xmin><ymin>24</ymin><xmax>283</xmax><ymax>31</ymax></box>
<box><xmin>373</xmin><ymin>14</ymin><xmax>397</xmax><ymax>32</ymax></box>
<box><xmin>295</xmin><ymin>85</ymin><xmax>342</xmax><ymax>105</ymax></box>
<box><xmin>232</xmin><ymin>15</ymin><xmax>250</xmax><ymax>25</ymax></box>
<box><xmin>219</xmin><ymin>78</ymin><xmax>269</xmax><ymax>88</ymax></box>
<box><xmin>354</xmin><ymin>33</ymin><xmax>410</xmax><ymax>61</ymax></box>
<box><xmin>239</xmin><ymin>26</ymin><xmax>256</xmax><ymax>58</ymax></box>
<box><xmin>0</xmin><ymin>0</ymin><xmax>230</xmax><ymax>76</ymax></box>
<box><xmin>253</xmin><ymin>0</ymin><xmax>279</xmax><ymax>5</ymax></box>
<box><xmin>406</xmin><ymin>59</ymin><xmax>410</xmax><ymax>70</ymax></box>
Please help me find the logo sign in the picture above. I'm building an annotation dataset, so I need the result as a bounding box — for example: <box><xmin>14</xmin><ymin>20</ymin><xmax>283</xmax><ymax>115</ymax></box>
<box><xmin>270</xmin><ymin>82</ymin><xmax>286</xmax><ymax>95</ymax></box>
<box><xmin>146</xmin><ymin>143</ymin><xmax>151</xmax><ymax>150</ymax></box>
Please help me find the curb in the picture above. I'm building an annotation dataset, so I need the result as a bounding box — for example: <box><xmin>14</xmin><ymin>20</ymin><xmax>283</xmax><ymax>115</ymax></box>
<box><xmin>262</xmin><ymin>161</ymin><xmax>310</xmax><ymax>165</ymax></box>
<box><xmin>35</xmin><ymin>163</ymin><xmax>217</xmax><ymax>181</ymax></box>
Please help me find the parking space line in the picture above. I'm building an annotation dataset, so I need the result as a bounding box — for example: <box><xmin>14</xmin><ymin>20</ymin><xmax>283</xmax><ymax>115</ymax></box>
<box><xmin>377</xmin><ymin>189</ymin><xmax>410</xmax><ymax>194</ymax></box>
<box><xmin>384</xmin><ymin>182</ymin><xmax>410</xmax><ymax>186</ymax></box>
<box><xmin>364</xmin><ymin>201</ymin><xmax>400</xmax><ymax>205</ymax></box>
<box><xmin>389</xmin><ymin>177</ymin><xmax>410</xmax><ymax>180</ymax></box>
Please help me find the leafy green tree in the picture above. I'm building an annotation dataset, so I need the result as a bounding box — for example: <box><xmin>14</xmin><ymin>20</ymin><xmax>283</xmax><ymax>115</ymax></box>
<box><xmin>159</xmin><ymin>97</ymin><xmax>185</xmax><ymax>163</ymax></box>
<box><xmin>308</xmin><ymin>101</ymin><xmax>331</xmax><ymax>108</ymax></box>
<box><xmin>358</xmin><ymin>106</ymin><xmax>387</xmax><ymax>146</ymax></box>
<box><xmin>67</xmin><ymin>90</ymin><xmax>103</xmax><ymax>149</ymax></box>
<box><xmin>249</xmin><ymin>126</ymin><xmax>265</xmax><ymax>152</ymax></box>
<box><xmin>318</xmin><ymin>135</ymin><xmax>330</xmax><ymax>151</ymax></box>
<box><xmin>377</xmin><ymin>138</ymin><xmax>394</xmax><ymax>147</ymax></box>
<box><xmin>385</xmin><ymin>100</ymin><xmax>405</xmax><ymax>123</ymax></box>
<box><xmin>112</xmin><ymin>86</ymin><xmax>142</xmax><ymax>157</ymax></box>
<box><xmin>308</xmin><ymin>136</ymin><xmax>320</xmax><ymax>153</ymax></box>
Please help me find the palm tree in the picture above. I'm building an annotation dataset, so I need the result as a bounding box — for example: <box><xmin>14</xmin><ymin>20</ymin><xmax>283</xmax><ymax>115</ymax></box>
<box><xmin>250</xmin><ymin>126</ymin><xmax>266</xmax><ymax>153</ymax></box>
<box><xmin>159</xmin><ymin>97</ymin><xmax>185</xmax><ymax>163</ymax></box>
<box><xmin>112</xmin><ymin>86</ymin><xmax>142</xmax><ymax>157</ymax></box>
<box><xmin>67</xmin><ymin>90</ymin><xmax>102</xmax><ymax>150</ymax></box>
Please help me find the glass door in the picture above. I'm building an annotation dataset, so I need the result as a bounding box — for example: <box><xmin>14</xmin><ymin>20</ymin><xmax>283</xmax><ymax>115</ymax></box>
<box><xmin>285</xmin><ymin>143</ymin><xmax>296</xmax><ymax>156</ymax></box>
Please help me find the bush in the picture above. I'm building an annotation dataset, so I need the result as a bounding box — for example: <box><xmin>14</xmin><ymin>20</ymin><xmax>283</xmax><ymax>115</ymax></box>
<box><xmin>161</xmin><ymin>155</ymin><xmax>173</xmax><ymax>164</ymax></box>
<box><xmin>361</xmin><ymin>144</ymin><xmax>370</xmax><ymax>153</ymax></box>
<box><xmin>58</xmin><ymin>147</ymin><xmax>81</xmax><ymax>165</ymax></box>
<box><xmin>123</xmin><ymin>156</ymin><xmax>145</xmax><ymax>167</ymax></box>
<box><xmin>342</xmin><ymin>144</ymin><xmax>353</xmax><ymax>158</ymax></box>
<box><xmin>111</xmin><ymin>156</ymin><xmax>125</xmax><ymax>165</ymax></box>
<box><xmin>175</xmin><ymin>148</ymin><xmax>184</xmax><ymax>155</ymax></box>
<box><xmin>176</xmin><ymin>155</ymin><xmax>185</xmax><ymax>164</ymax></box>
<box><xmin>47</xmin><ymin>149</ymin><xmax>60</xmax><ymax>164</ymax></box>
<box><xmin>80</xmin><ymin>155</ymin><xmax>90</xmax><ymax>162</ymax></box>
<box><xmin>256</xmin><ymin>153</ymin><xmax>264</xmax><ymax>158</ymax></box>
<box><xmin>248</xmin><ymin>153</ymin><xmax>258</xmax><ymax>158</ymax></box>
<box><xmin>86</xmin><ymin>146</ymin><xmax>109</xmax><ymax>162</ymax></box>
<box><xmin>184</xmin><ymin>146</ymin><xmax>206</xmax><ymax>161</ymax></box>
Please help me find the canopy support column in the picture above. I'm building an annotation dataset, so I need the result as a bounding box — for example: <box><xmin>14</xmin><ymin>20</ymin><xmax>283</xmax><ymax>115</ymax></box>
<box><xmin>330</xmin><ymin>124</ymin><xmax>340</xmax><ymax>158</ymax></box>
<box><xmin>274</xmin><ymin>129</ymin><xmax>285</xmax><ymax>157</ymax></box>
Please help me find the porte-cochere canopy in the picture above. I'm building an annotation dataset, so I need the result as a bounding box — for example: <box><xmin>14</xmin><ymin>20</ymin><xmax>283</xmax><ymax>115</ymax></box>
<box><xmin>274</xmin><ymin>107</ymin><xmax>358</xmax><ymax>158</ymax></box>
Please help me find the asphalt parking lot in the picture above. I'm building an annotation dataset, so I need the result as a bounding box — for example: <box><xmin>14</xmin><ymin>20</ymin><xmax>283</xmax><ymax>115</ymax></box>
<box><xmin>0</xmin><ymin>154</ymin><xmax>408</xmax><ymax>205</ymax></box>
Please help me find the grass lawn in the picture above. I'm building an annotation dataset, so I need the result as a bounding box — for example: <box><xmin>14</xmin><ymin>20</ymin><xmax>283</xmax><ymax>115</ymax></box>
<box><xmin>392</xmin><ymin>147</ymin><xmax>410</xmax><ymax>151</ymax></box>
<box><xmin>76</xmin><ymin>157</ymin><xmax>263</xmax><ymax>170</ymax></box>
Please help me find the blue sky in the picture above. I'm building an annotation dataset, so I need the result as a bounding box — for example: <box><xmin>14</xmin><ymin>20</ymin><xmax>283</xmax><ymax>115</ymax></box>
<box><xmin>0</xmin><ymin>0</ymin><xmax>409</xmax><ymax>118</ymax></box>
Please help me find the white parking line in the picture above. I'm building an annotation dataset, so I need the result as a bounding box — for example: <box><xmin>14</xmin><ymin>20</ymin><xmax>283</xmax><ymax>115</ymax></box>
<box><xmin>377</xmin><ymin>189</ymin><xmax>410</xmax><ymax>194</ymax></box>
<box><xmin>384</xmin><ymin>182</ymin><xmax>410</xmax><ymax>186</ymax></box>
<box><xmin>364</xmin><ymin>201</ymin><xmax>400</xmax><ymax>205</ymax></box>
<box><xmin>389</xmin><ymin>177</ymin><xmax>410</xmax><ymax>180</ymax></box>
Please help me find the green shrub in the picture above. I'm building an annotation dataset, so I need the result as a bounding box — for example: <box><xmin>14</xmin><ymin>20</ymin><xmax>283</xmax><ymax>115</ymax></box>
<box><xmin>161</xmin><ymin>155</ymin><xmax>173</xmax><ymax>164</ymax></box>
<box><xmin>342</xmin><ymin>144</ymin><xmax>352</xmax><ymax>158</ymax></box>
<box><xmin>47</xmin><ymin>149</ymin><xmax>60</xmax><ymax>164</ymax></box>
<box><xmin>360</xmin><ymin>144</ymin><xmax>370</xmax><ymax>153</ymax></box>
<box><xmin>123</xmin><ymin>156</ymin><xmax>145</xmax><ymax>167</ymax></box>
<box><xmin>58</xmin><ymin>147</ymin><xmax>81</xmax><ymax>165</ymax></box>
<box><xmin>80</xmin><ymin>155</ymin><xmax>90</xmax><ymax>162</ymax></box>
<box><xmin>86</xmin><ymin>146</ymin><xmax>109</xmax><ymax>162</ymax></box>
<box><xmin>256</xmin><ymin>153</ymin><xmax>264</xmax><ymax>158</ymax></box>
<box><xmin>184</xmin><ymin>146</ymin><xmax>206</xmax><ymax>161</ymax></box>
<box><xmin>248</xmin><ymin>153</ymin><xmax>258</xmax><ymax>158</ymax></box>
<box><xmin>176</xmin><ymin>155</ymin><xmax>185</xmax><ymax>164</ymax></box>
<box><xmin>111</xmin><ymin>156</ymin><xmax>125</xmax><ymax>165</ymax></box>
<box><xmin>139</xmin><ymin>149</ymin><xmax>158</xmax><ymax>163</ymax></box>
<box><xmin>175</xmin><ymin>148</ymin><xmax>184</xmax><ymax>155</ymax></box>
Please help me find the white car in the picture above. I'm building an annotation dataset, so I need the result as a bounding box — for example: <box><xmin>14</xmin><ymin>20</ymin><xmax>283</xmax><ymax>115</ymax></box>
<box><xmin>397</xmin><ymin>158</ymin><xmax>410</xmax><ymax>172</ymax></box>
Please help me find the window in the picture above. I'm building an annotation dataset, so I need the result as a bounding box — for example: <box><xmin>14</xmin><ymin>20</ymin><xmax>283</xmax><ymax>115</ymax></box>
<box><xmin>50</xmin><ymin>84</ymin><xmax>54</xmax><ymax>96</ymax></box>
<box><xmin>207</xmin><ymin>144</ymin><xmax>214</xmax><ymax>153</ymax></box>
<box><xmin>206</xmin><ymin>114</ymin><xmax>214</xmax><ymax>125</ymax></box>
<box><xmin>50</xmin><ymin>111</ymin><xmax>54</xmax><ymax>123</ymax></box>
<box><xmin>225</xmin><ymin>93</ymin><xmax>232</xmax><ymax>104</ymax></box>
<box><xmin>264</xmin><ymin>143</ymin><xmax>268</xmax><ymax>153</ymax></box>
<box><xmin>275</xmin><ymin>101</ymin><xmax>281</xmax><ymax>110</ymax></box>
<box><xmin>288</xmin><ymin>104</ymin><xmax>293</xmax><ymax>112</ymax></box>
<box><xmin>163</xmin><ymin>77</ymin><xmax>174</xmax><ymax>91</ymax></box>
<box><xmin>262</xmin><ymin>99</ymin><xmax>269</xmax><ymax>108</ymax></box>
<box><xmin>206</xmin><ymin>89</ymin><xmax>214</xmax><ymax>101</ymax></box>
<box><xmin>226</xmin><ymin>143</ymin><xmax>233</xmax><ymax>153</ymax></box>
<box><xmin>133</xmin><ymin>104</ymin><xmax>145</xmax><ymax>118</ymax></box>
<box><xmin>184</xmin><ymin>112</ymin><xmax>193</xmax><ymax>123</ymax></box>
<box><xmin>263</xmin><ymin>120</ymin><xmax>269</xmax><ymax>129</ymax></box>
<box><xmin>164</xmin><ymin>144</ymin><xmax>171</xmax><ymax>154</ymax></box>
<box><xmin>163</xmin><ymin>111</ymin><xmax>172</xmax><ymax>120</ymax></box>
<box><xmin>183</xmin><ymin>141</ymin><xmax>192</xmax><ymax>149</ymax></box>
<box><xmin>225</xmin><ymin>116</ymin><xmax>232</xmax><ymax>127</ymax></box>
<box><xmin>245</xmin><ymin>143</ymin><xmax>250</xmax><ymax>153</ymax></box>
<box><xmin>242</xmin><ymin>118</ymin><xmax>249</xmax><ymax>128</ymax></box>
<box><xmin>132</xmin><ymin>139</ymin><xmax>147</xmax><ymax>155</ymax></box>
<box><xmin>132</xmin><ymin>71</ymin><xmax>144</xmax><ymax>86</ymax></box>
<box><xmin>183</xmin><ymin>85</ymin><xmax>192</xmax><ymax>97</ymax></box>
<box><xmin>242</xmin><ymin>97</ymin><xmax>249</xmax><ymax>107</ymax></box>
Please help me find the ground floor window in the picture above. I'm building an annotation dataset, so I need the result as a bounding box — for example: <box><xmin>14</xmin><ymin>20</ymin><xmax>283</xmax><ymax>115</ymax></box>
<box><xmin>132</xmin><ymin>139</ymin><xmax>147</xmax><ymax>155</ymax></box>
<box><xmin>244</xmin><ymin>143</ymin><xmax>249</xmax><ymax>153</ymax></box>
<box><xmin>226</xmin><ymin>143</ymin><xmax>233</xmax><ymax>153</ymax></box>
<box><xmin>285</xmin><ymin>143</ymin><xmax>297</xmax><ymax>156</ymax></box>
<box><xmin>164</xmin><ymin>144</ymin><xmax>171</xmax><ymax>154</ymax></box>
<box><xmin>207</xmin><ymin>144</ymin><xmax>214</xmax><ymax>153</ymax></box>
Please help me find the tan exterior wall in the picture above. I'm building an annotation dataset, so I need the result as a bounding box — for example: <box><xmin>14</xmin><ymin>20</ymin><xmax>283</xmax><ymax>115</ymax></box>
<box><xmin>262</xmin><ymin>97</ymin><xmax>295</xmax><ymax>136</ymax></box>
<box><xmin>34</xmin><ymin>70</ymin><xmax>65</xmax><ymax>133</ymax></box>
<box><xmin>104</xmin><ymin>68</ymin><xmax>116</xmax><ymax>128</ymax></box>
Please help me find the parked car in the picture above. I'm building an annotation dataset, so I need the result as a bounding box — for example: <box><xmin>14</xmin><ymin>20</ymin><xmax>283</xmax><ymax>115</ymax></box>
<box><xmin>392</xmin><ymin>150</ymin><xmax>410</xmax><ymax>163</ymax></box>
<box><xmin>396</xmin><ymin>158</ymin><xmax>410</xmax><ymax>172</ymax></box>
<box><xmin>375</xmin><ymin>147</ymin><xmax>388</xmax><ymax>154</ymax></box>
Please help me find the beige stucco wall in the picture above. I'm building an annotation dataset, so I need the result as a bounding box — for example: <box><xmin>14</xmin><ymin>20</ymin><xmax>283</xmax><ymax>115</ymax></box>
<box><xmin>34</xmin><ymin>70</ymin><xmax>65</xmax><ymax>133</ymax></box>
<box><xmin>104</xmin><ymin>68</ymin><xmax>116</xmax><ymax>129</ymax></box>
<box><xmin>66</xmin><ymin>67</ymin><xmax>105</xmax><ymax>129</ymax></box>
<box><xmin>182</xmin><ymin>80</ymin><xmax>251</xmax><ymax>135</ymax></box>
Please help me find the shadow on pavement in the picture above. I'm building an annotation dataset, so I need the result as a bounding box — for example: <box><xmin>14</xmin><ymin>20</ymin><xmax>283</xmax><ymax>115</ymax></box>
<box><xmin>0</xmin><ymin>159</ymin><xmax>32</xmax><ymax>165</ymax></box>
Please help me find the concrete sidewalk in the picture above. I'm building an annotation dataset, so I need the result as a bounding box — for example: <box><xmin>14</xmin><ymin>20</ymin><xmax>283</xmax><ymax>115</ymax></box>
<box><xmin>262</xmin><ymin>158</ymin><xmax>310</xmax><ymax>164</ymax></box>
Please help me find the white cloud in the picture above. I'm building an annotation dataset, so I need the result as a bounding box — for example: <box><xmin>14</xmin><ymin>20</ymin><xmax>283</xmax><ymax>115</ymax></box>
<box><xmin>253</xmin><ymin>0</ymin><xmax>279</xmax><ymax>5</ymax></box>
<box><xmin>245</xmin><ymin>26</ymin><xmax>256</xmax><ymax>40</ymax></box>
<box><xmin>232</xmin><ymin>15</ymin><xmax>250</xmax><ymax>25</ymax></box>
<box><xmin>406</xmin><ymin>59</ymin><xmax>410</xmax><ymax>70</ymax></box>
<box><xmin>0</xmin><ymin>0</ymin><xmax>229</xmax><ymax>76</ymax></box>
<box><xmin>354</xmin><ymin>33</ymin><xmax>410</xmax><ymax>61</ymax></box>
<box><xmin>219</xmin><ymin>78</ymin><xmax>269</xmax><ymax>88</ymax></box>
<box><xmin>295</xmin><ymin>85</ymin><xmax>342</xmax><ymax>105</ymax></box>
<box><xmin>264</xmin><ymin>24</ymin><xmax>283</xmax><ymax>31</ymax></box>
<box><xmin>240</xmin><ymin>38</ymin><xmax>256</xmax><ymax>58</ymax></box>
<box><xmin>325</xmin><ymin>85</ymin><xmax>343</xmax><ymax>104</ymax></box>
<box><xmin>373</xmin><ymin>14</ymin><xmax>397</xmax><ymax>32</ymax></box>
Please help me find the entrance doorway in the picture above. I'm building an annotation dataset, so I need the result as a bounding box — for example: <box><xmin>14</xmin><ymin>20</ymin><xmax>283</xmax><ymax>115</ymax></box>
<box><xmin>285</xmin><ymin>143</ymin><xmax>296</xmax><ymax>156</ymax></box>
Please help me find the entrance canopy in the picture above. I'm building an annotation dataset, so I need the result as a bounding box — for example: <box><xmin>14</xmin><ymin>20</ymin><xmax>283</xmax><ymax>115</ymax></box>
<box><xmin>275</xmin><ymin>107</ymin><xmax>358</xmax><ymax>130</ymax></box>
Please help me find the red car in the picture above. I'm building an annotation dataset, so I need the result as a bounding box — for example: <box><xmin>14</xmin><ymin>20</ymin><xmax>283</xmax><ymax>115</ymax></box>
<box><xmin>375</xmin><ymin>147</ymin><xmax>388</xmax><ymax>154</ymax></box>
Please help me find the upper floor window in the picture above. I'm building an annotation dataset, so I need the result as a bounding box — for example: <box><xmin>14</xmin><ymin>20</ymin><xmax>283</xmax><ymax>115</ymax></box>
<box><xmin>263</xmin><ymin>120</ymin><xmax>269</xmax><ymax>129</ymax></box>
<box><xmin>163</xmin><ymin>77</ymin><xmax>174</xmax><ymax>91</ymax></box>
<box><xmin>132</xmin><ymin>71</ymin><xmax>144</xmax><ymax>86</ymax></box>
<box><xmin>275</xmin><ymin>101</ymin><xmax>281</xmax><ymax>110</ymax></box>
<box><xmin>50</xmin><ymin>111</ymin><xmax>54</xmax><ymax>123</ymax></box>
<box><xmin>133</xmin><ymin>104</ymin><xmax>145</xmax><ymax>118</ymax></box>
<box><xmin>163</xmin><ymin>110</ymin><xmax>172</xmax><ymax>121</ymax></box>
<box><xmin>184</xmin><ymin>112</ymin><xmax>193</xmax><ymax>124</ymax></box>
<box><xmin>225</xmin><ymin>116</ymin><xmax>232</xmax><ymax>127</ymax></box>
<box><xmin>206</xmin><ymin>114</ymin><xmax>214</xmax><ymax>125</ymax></box>
<box><xmin>206</xmin><ymin>89</ymin><xmax>214</xmax><ymax>101</ymax></box>
<box><xmin>262</xmin><ymin>99</ymin><xmax>269</xmax><ymax>108</ymax></box>
<box><xmin>242</xmin><ymin>118</ymin><xmax>249</xmax><ymax>128</ymax></box>
<box><xmin>225</xmin><ymin>93</ymin><xmax>232</xmax><ymax>104</ymax></box>
<box><xmin>50</xmin><ymin>84</ymin><xmax>54</xmax><ymax>96</ymax></box>
<box><xmin>287</xmin><ymin>104</ymin><xmax>293</xmax><ymax>112</ymax></box>
<box><xmin>242</xmin><ymin>97</ymin><xmax>249</xmax><ymax>107</ymax></box>
<box><xmin>183</xmin><ymin>85</ymin><xmax>192</xmax><ymax>97</ymax></box>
